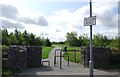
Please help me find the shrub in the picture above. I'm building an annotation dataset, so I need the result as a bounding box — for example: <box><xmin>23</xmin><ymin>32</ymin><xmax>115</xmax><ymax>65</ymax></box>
<box><xmin>2</xmin><ymin>45</ymin><xmax>9</xmax><ymax>52</ymax></box>
<box><xmin>111</xmin><ymin>48</ymin><xmax>120</xmax><ymax>67</ymax></box>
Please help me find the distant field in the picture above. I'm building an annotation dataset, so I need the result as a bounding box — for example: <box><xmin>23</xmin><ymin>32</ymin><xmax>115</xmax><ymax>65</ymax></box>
<box><xmin>42</xmin><ymin>46</ymin><xmax>55</xmax><ymax>59</ymax></box>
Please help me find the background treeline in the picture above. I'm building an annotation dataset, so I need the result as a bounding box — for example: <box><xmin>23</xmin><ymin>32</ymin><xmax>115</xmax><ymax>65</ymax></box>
<box><xmin>0</xmin><ymin>28</ymin><xmax>52</xmax><ymax>47</ymax></box>
<box><xmin>65</xmin><ymin>32</ymin><xmax>120</xmax><ymax>49</ymax></box>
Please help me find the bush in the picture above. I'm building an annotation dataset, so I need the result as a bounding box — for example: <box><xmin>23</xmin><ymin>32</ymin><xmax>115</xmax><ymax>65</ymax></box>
<box><xmin>111</xmin><ymin>48</ymin><xmax>120</xmax><ymax>68</ymax></box>
<box><xmin>2</xmin><ymin>45</ymin><xmax>9</xmax><ymax>52</ymax></box>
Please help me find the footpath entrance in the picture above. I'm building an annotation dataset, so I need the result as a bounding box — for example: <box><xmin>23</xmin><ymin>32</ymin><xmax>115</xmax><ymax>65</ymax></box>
<box><xmin>17</xmin><ymin>46</ymin><xmax>119</xmax><ymax>76</ymax></box>
<box><xmin>54</xmin><ymin>48</ymin><xmax>81</xmax><ymax>69</ymax></box>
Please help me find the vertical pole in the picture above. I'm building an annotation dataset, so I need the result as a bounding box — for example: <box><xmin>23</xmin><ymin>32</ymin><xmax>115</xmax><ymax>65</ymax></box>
<box><xmin>89</xmin><ymin>0</ymin><xmax>94</xmax><ymax>77</ymax></box>
<box><xmin>84</xmin><ymin>51</ymin><xmax>85</xmax><ymax>67</ymax></box>
<box><xmin>68</xmin><ymin>56</ymin><xmax>69</xmax><ymax>66</ymax></box>
<box><xmin>60</xmin><ymin>51</ymin><xmax>62</xmax><ymax>69</ymax></box>
<box><xmin>54</xmin><ymin>50</ymin><xmax>56</xmax><ymax>66</ymax></box>
<box><xmin>74</xmin><ymin>50</ymin><xmax>76</xmax><ymax>63</ymax></box>
<box><xmin>54</xmin><ymin>56</ymin><xmax>56</xmax><ymax>66</ymax></box>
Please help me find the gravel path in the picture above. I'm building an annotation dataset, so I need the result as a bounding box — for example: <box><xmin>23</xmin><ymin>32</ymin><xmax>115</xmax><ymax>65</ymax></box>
<box><xmin>17</xmin><ymin>46</ymin><xmax>119</xmax><ymax>76</ymax></box>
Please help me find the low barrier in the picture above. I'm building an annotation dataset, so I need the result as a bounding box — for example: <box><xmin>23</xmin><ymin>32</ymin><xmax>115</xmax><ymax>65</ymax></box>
<box><xmin>8</xmin><ymin>45</ymin><xmax>42</xmax><ymax>71</ymax></box>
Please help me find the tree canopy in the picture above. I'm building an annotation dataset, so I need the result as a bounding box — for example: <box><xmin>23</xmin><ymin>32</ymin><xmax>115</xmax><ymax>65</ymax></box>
<box><xmin>1</xmin><ymin>28</ymin><xmax>52</xmax><ymax>47</ymax></box>
<box><xmin>65</xmin><ymin>32</ymin><xmax>119</xmax><ymax>49</ymax></box>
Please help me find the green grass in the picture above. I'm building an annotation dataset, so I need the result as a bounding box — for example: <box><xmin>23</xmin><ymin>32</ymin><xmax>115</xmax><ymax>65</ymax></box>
<box><xmin>61</xmin><ymin>45</ymin><xmax>81</xmax><ymax>63</ymax></box>
<box><xmin>2</xmin><ymin>68</ymin><xmax>21</xmax><ymax>76</ymax></box>
<box><xmin>63</xmin><ymin>52</ymin><xmax>81</xmax><ymax>63</ymax></box>
<box><xmin>2</xmin><ymin>68</ymin><xmax>13</xmax><ymax>76</ymax></box>
<box><xmin>42</xmin><ymin>46</ymin><xmax>55</xmax><ymax>59</ymax></box>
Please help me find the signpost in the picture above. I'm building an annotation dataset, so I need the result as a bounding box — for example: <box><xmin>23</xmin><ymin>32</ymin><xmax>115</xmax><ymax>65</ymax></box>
<box><xmin>84</xmin><ymin>16</ymin><xmax>96</xmax><ymax>26</ymax></box>
<box><xmin>84</xmin><ymin>0</ymin><xmax>96</xmax><ymax>77</ymax></box>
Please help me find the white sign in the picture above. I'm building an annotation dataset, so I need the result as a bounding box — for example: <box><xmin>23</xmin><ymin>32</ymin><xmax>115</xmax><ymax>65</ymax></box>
<box><xmin>84</xmin><ymin>16</ymin><xmax>96</xmax><ymax>26</ymax></box>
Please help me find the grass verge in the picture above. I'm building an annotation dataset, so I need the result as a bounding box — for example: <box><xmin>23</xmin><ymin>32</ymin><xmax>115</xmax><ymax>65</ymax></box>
<box><xmin>42</xmin><ymin>46</ymin><xmax>55</xmax><ymax>59</ymax></box>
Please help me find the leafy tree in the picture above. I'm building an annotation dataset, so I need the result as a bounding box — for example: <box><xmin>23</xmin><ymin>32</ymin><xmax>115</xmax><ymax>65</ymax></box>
<box><xmin>2</xmin><ymin>28</ymin><xmax>9</xmax><ymax>45</ymax></box>
<box><xmin>35</xmin><ymin>36</ymin><xmax>44</xmax><ymax>46</ymax></box>
<box><xmin>29</xmin><ymin>33</ymin><xmax>36</xmax><ymax>45</ymax></box>
<box><xmin>9</xmin><ymin>32</ymin><xmax>18</xmax><ymax>45</ymax></box>
<box><xmin>66</xmin><ymin>32</ymin><xmax>80</xmax><ymax>46</ymax></box>
<box><xmin>14</xmin><ymin>28</ymin><xmax>25</xmax><ymax>45</ymax></box>
<box><xmin>109</xmin><ymin>37</ymin><xmax>119</xmax><ymax>49</ymax></box>
<box><xmin>78</xmin><ymin>33</ymin><xmax>89</xmax><ymax>46</ymax></box>
<box><xmin>1</xmin><ymin>28</ymin><xmax>49</xmax><ymax>46</ymax></box>
<box><xmin>22</xmin><ymin>30</ymin><xmax>29</xmax><ymax>45</ymax></box>
<box><xmin>45</xmin><ymin>37</ymin><xmax>52</xmax><ymax>47</ymax></box>
<box><xmin>93</xmin><ymin>33</ymin><xmax>109</xmax><ymax>46</ymax></box>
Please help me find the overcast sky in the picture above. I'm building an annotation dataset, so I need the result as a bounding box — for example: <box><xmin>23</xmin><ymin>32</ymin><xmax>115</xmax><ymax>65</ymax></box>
<box><xmin>0</xmin><ymin>0</ymin><xmax>119</xmax><ymax>42</ymax></box>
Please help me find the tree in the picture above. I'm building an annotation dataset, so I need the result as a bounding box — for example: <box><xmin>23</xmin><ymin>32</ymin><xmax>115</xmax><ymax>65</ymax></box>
<box><xmin>93</xmin><ymin>33</ymin><xmax>109</xmax><ymax>46</ymax></box>
<box><xmin>9</xmin><ymin>32</ymin><xmax>18</xmax><ymax>45</ymax></box>
<box><xmin>35</xmin><ymin>36</ymin><xmax>44</xmax><ymax>46</ymax></box>
<box><xmin>78</xmin><ymin>33</ymin><xmax>89</xmax><ymax>46</ymax></box>
<box><xmin>45</xmin><ymin>37</ymin><xmax>52</xmax><ymax>47</ymax></box>
<box><xmin>66</xmin><ymin>32</ymin><xmax>80</xmax><ymax>46</ymax></box>
<box><xmin>2</xmin><ymin>28</ymin><xmax>9</xmax><ymax>45</ymax></box>
<box><xmin>22</xmin><ymin>30</ymin><xmax>29</xmax><ymax>45</ymax></box>
<box><xmin>29</xmin><ymin>33</ymin><xmax>36</xmax><ymax>45</ymax></box>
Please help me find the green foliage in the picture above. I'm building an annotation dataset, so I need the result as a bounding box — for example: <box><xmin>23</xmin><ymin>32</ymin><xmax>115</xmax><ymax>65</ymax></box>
<box><xmin>66</xmin><ymin>32</ymin><xmax>80</xmax><ymax>46</ymax></box>
<box><xmin>66</xmin><ymin>32</ymin><xmax>90</xmax><ymax>47</ymax></box>
<box><xmin>109</xmin><ymin>37</ymin><xmax>119</xmax><ymax>49</ymax></box>
<box><xmin>42</xmin><ymin>46</ymin><xmax>55</xmax><ymax>59</ymax></box>
<box><xmin>45</xmin><ymin>38</ymin><xmax>52</xmax><ymax>47</ymax></box>
<box><xmin>2</xmin><ymin>68</ymin><xmax>13</xmax><ymax>76</ymax></box>
<box><xmin>93</xmin><ymin>33</ymin><xmax>109</xmax><ymax>46</ymax></box>
<box><xmin>1</xmin><ymin>28</ymin><xmax>51</xmax><ymax>46</ymax></box>
<box><xmin>9</xmin><ymin>32</ymin><xmax>18</xmax><ymax>45</ymax></box>
<box><xmin>65</xmin><ymin>32</ymin><xmax>119</xmax><ymax>49</ymax></box>
<box><xmin>2</xmin><ymin>28</ymin><xmax>9</xmax><ymax>45</ymax></box>
<box><xmin>78</xmin><ymin>34</ymin><xmax>89</xmax><ymax>46</ymax></box>
<box><xmin>2</xmin><ymin>45</ymin><xmax>9</xmax><ymax>52</ymax></box>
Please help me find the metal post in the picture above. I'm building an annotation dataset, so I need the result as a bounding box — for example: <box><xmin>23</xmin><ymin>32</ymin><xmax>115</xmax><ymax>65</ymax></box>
<box><xmin>54</xmin><ymin>56</ymin><xmax>56</xmax><ymax>66</ymax></box>
<box><xmin>74</xmin><ymin>50</ymin><xmax>76</xmax><ymax>63</ymax></box>
<box><xmin>54</xmin><ymin>50</ymin><xmax>56</xmax><ymax>66</ymax></box>
<box><xmin>89</xmin><ymin>0</ymin><xmax>94</xmax><ymax>77</ymax></box>
<box><xmin>60</xmin><ymin>51</ymin><xmax>62</xmax><ymax>69</ymax></box>
<box><xmin>68</xmin><ymin>56</ymin><xmax>69</xmax><ymax>66</ymax></box>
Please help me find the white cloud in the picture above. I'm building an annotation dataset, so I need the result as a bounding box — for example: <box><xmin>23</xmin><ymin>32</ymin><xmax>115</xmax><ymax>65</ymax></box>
<box><xmin>47</xmin><ymin>2</ymin><xmax>118</xmax><ymax>41</ymax></box>
<box><xmin>0</xmin><ymin>4</ymin><xmax>49</xmax><ymax>29</ymax></box>
<box><xmin>0</xmin><ymin>1</ymin><xmax>118</xmax><ymax>41</ymax></box>
<box><xmin>0</xmin><ymin>19</ymin><xmax>24</xmax><ymax>29</ymax></box>
<box><xmin>0</xmin><ymin>4</ymin><xmax>19</xmax><ymax>19</ymax></box>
